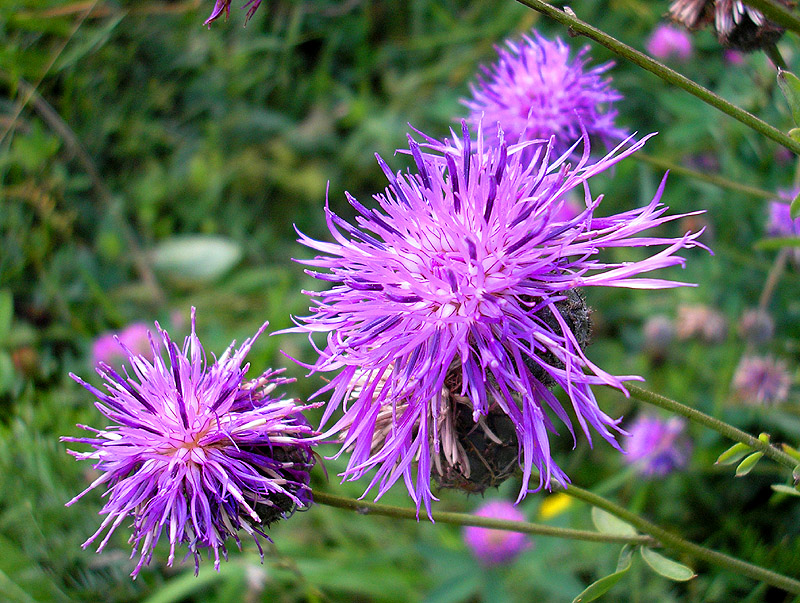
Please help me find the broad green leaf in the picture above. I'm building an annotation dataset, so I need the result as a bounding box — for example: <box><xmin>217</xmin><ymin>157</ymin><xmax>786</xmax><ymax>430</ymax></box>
<box><xmin>591</xmin><ymin>507</ymin><xmax>637</xmax><ymax>537</ymax></box>
<box><xmin>715</xmin><ymin>442</ymin><xmax>751</xmax><ymax>466</ymax></box>
<box><xmin>640</xmin><ymin>548</ymin><xmax>696</xmax><ymax>582</ymax></box>
<box><xmin>572</xmin><ymin>546</ymin><xmax>633</xmax><ymax>603</ymax></box>
<box><xmin>778</xmin><ymin>69</ymin><xmax>800</xmax><ymax>126</ymax></box>
<box><xmin>0</xmin><ymin>290</ymin><xmax>11</xmax><ymax>345</ymax></box>
<box><xmin>771</xmin><ymin>484</ymin><xmax>800</xmax><ymax>497</ymax></box>
<box><xmin>151</xmin><ymin>235</ymin><xmax>242</xmax><ymax>285</ymax></box>
<box><xmin>736</xmin><ymin>452</ymin><xmax>764</xmax><ymax>477</ymax></box>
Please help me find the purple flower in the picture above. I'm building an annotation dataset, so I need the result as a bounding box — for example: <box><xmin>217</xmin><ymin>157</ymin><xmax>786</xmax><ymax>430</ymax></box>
<box><xmin>92</xmin><ymin>322</ymin><xmax>152</xmax><ymax>368</ymax></box>
<box><xmin>205</xmin><ymin>0</ymin><xmax>263</xmax><ymax>26</ymax></box>
<box><xmin>767</xmin><ymin>189</ymin><xmax>800</xmax><ymax>238</ymax></box>
<box><xmin>646</xmin><ymin>24</ymin><xmax>693</xmax><ymax>61</ymax></box>
<box><xmin>462</xmin><ymin>31</ymin><xmax>626</xmax><ymax>158</ymax></box>
<box><xmin>464</xmin><ymin>501</ymin><xmax>531</xmax><ymax>565</ymax></box>
<box><xmin>286</xmin><ymin>122</ymin><xmax>707</xmax><ymax>514</ymax></box>
<box><xmin>624</xmin><ymin>415</ymin><xmax>690</xmax><ymax>476</ymax></box>
<box><xmin>676</xmin><ymin>304</ymin><xmax>727</xmax><ymax>343</ymax></box>
<box><xmin>738</xmin><ymin>308</ymin><xmax>774</xmax><ymax>345</ymax></box>
<box><xmin>64</xmin><ymin>309</ymin><xmax>317</xmax><ymax>577</ymax></box>
<box><xmin>733</xmin><ymin>355</ymin><xmax>791</xmax><ymax>405</ymax></box>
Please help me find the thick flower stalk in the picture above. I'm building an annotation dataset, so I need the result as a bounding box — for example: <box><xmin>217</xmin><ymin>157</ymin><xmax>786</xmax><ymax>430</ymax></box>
<box><xmin>289</xmin><ymin>123</ymin><xmax>707</xmax><ymax>515</ymax></box>
<box><xmin>63</xmin><ymin>310</ymin><xmax>316</xmax><ymax>577</ymax></box>
<box><xmin>463</xmin><ymin>31</ymin><xmax>626</xmax><ymax>158</ymax></box>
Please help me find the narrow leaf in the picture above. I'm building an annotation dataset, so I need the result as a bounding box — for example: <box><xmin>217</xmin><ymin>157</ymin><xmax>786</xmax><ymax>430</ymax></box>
<box><xmin>572</xmin><ymin>546</ymin><xmax>633</xmax><ymax>603</ymax></box>
<box><xmin>640</xmin><ymin>548</ymin><xmax>696</xmax><ymax>582</ymax></box>
<box><xmin>778</xmin><ymin>69</ymin><xmax>800</xmax><ymax>126</ymax></box>
<box><xmin>792</xmin><ymin>192</ymin><xmax>800</xmax><ymax>220</ymax></box>
<box><xmin>753</xmin><ymin>236</ymin><xmax>800</xmax><ymax>251</ymax></box>
<box><xmin>781</xmin><ymin>444</ymin><xmax>800</xmax><ymax>463</ymax></box>
<box><xmin>0</xmin><ymin>290</ymin><xmax>11</xmax><ymax>345</ymax></box>
<box><xmin>771</xmin><ymin>484</ymin><xmax>800</xmax><ymax>497</ymax></box>
<box><xmin>715</xmin><ymin>442</ymin><xmax>751</xmax><ymax>466</ymax></box>
<box><xmin>591</xmin><ymin>507</ymin><xmax>638</xmax><ymax>537</ymax></box>
<box><xmin>735</xmin><ymin>452</ymin><xmax>764</xmax><ymax>477</ymax></box>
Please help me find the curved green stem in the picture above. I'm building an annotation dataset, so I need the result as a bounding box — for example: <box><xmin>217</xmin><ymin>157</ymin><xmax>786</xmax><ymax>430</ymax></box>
<box><xmin>634</xmin><ymin>153</ymin><xmax>775</xmax><ymax>200</ymax></box>
<box><xmin>744</xmin><ymin>0</ymin><xmax>800</xmax><ymax>36</ymax></box>
<box><xmin>312</xmin><ymin>490</ymin><xmax>654</xmax><ymax>545</ymax></box>
<box><xmin>562</xmin><ymin>484</ymin><xmax>800</xmax><ymax>594</ymax></box>
<box><xmin>514</xmin><ymin>0</ymin><xmax>800</xmax><ymax>154</ymax></box>
<box><xmin>624</xmin><ymin>384</ymin><xmax>798</xmax><ymax>470</ymax></box>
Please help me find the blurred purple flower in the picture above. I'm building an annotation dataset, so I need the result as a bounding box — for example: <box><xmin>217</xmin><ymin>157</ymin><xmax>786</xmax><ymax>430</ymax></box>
<box><xmin>646</xmin><ymin>24</ymin><xmax>693</xmax><ymax>61</ymax></box>
<box><xmin>463</xmin><ymin>31</ymin><xmax>626</xmax><ymax>158</ymax></box>
<box><xmin>64</xmin><ymin>310</ymin><xmax>317</xmax><ymax>577</ymax></box>
<box><xmin>625</xmin><ymin>415</ymin><xmax>690</xmax><ymax>476</ymax></box>
<box><xmin>738</xmin><ymin>308</ymin><xmax>774</xmax><ymax>345</ymax></box>
<box><xmin>724</xmin><ymin>49</ymin><xmax>745</xmax><ymax>65</ymax></box>
<box><xmin>205</xmin><ymin>0</ymin><xmax>263</xmax><ymax>26</ymax></box>
<box><xmin>676</xmin><ymin>304</ymin><xmax>727</xmax><ymax>343</ymax></box>
<box><xmin>767</xmin><ymin>189</ymin><xmax>800</xmax><ymax>238</ymax></box>
<box><xmin>286</xmin><ymin>122</ymin><xmax>708</xmax><ymax>514</ymax></box>
<box><xmin>733</xmin><ymin>355</ymin><xmax>791</xmax><ymax>405</ymax></box>
<box><xmin>92</xmin><ymin>323</ymin><xmax>152</xmax><ymax>368</ymax></box>
<box><xmin>464</xmin><ymin>500</ymin><xmax>531</xmax><ymax>565</ymax></box>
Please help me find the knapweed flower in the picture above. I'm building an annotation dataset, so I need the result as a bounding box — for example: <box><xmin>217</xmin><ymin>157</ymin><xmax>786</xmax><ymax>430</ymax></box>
<box><xmin>287</xmin><ymin>121</ymin><xmax>707</xmax><ymax>514</ymax></box>
<box><xmin>669</xmin><ymin>0</ymin><xmax>788</xmax><ymax>51</ymax></box>
<box><xmin>64</xmin><ymin>310</ymin><xmax>316</xmax><ymax>577</ymax></box>
<box><xmin>733</xmin><ymin>355</ymin><xmax>792</xmax><ymax>405</ymax></box>
<box><xmin>738</xmin><ymin>308</ymin><xmax>774</xmax><ymax>346</ymax></box>
<box><xmin>464</xmin><ymin>500</ymin><xmax>531</xmax><ymax>565</ymax></box>
<box><xmin>205</xmin><ymin>0</ymin><xmax>263</xmax><ymax>26</ymax></box>
<box><xmin>676</xmin><ymin>303</ymin><xmax>727</xmax><ymax>343</ymax></box>
<box><xmin>646</xmin><ymin>24</ymin><xmax>693</xmax><ymax>61</ymax></box>
<box><xmin>462</xmin><ymin>31</ymin><xmax>626</xmax><ymax>158</ymax></box>
<box><xmin>624</xmin><ymin>415</ymin><xmax>690</xmax><ymax>476</ymax></box>
<box><xmin>92</xmin><ymin>322</ymin><xmax>152</xmax><ymax>368</ymax></box>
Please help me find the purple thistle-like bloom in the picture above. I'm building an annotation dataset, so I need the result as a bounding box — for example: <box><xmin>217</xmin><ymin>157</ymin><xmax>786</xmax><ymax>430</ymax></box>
<box><xmin>64</xmin><ymin>309</ymin><xmax>317</xmax><ymax>577</ymax></box>
<box><xmin>733</xmin><ymin>355</ymin><xmax>792</xmax><ymax>405</ymax></box>
<box><xmin>624</xmin><ymin>415</ymin><xmax>690</xmax><ymax>476</ymax></box>
<box><xmin>288</xmin><ymin>123</ymin><xmax>707</xmax><ymax>515</ymax></box>
<box><xmin>205</xmin><ymin>0</ymin><xmax>263</xmax><ymax>26</ymax></box>
<box><xmin>464</xmin><ymin>500</ymin><xmax>531</xmax><ymax>565</ymax></box>
<box><xmin>462</xmin><ymin>31</ymin><xmax>626</xmax><ymax>158</ymax></box>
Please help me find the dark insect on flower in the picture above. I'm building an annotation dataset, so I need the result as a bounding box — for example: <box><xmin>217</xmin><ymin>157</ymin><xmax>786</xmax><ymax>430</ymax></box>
<box><xmin>205</xmin><ymin>0</ymin><xmax>263</xmax><ymax>26</ymax></box>
<box><xmin>669</xmin><ymin>0</ymin><xmax>791</xmax><ymax>51</ymax></box>
<box><xmin>285</xmin><ymin>121</ymin><xmax>708</xmax><ymax>515</ymax></box>
<box><xmin>63</xmin><ymin>310</ymin><xmax>317</xmax><ymax>577</ymax></box>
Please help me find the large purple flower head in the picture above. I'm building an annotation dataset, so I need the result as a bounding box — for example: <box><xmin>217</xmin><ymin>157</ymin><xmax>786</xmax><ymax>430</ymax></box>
<box><xmin>462</xmin><ymin>31</ymin><xmax>626</xmax><ymax>158</ymax></box>
<box><xmin>288</xmin><ymin>123</ymin><xmax>707</xmax><ymax>515</ymax></box>
<box><xmin>64</xmin><ymin>310</ymin><xmax>317</xmax><ymax>577</ymax></box>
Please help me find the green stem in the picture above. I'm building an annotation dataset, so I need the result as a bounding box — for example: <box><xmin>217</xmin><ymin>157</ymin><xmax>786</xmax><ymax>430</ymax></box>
<box><xmin>744</xmin><ymin>0</ymin><xmax>800</xmax><ymax>36</ymax></box>
<box><xmin>311</xmin><ymin>490</ymin><xmax>654</xmax><ymax>545</ymax></box>
<box><xmin>514</xmin><ymin>0</ymin><xmax>800</xmax><ymax>155</ymax></box>
<box><xmin>624</xmin><ymin>384</ymin><xmax>798</xmax><ymax>470</ymax></box>
<box><xmin>562</xmin><ymin>484</ymin><xmax>800</xmax><ymax>594</ymax></box>
<box><xmin>635</xmin><ymin>153</ymin><xmax>775</xmax><ymax>200</ymax></box>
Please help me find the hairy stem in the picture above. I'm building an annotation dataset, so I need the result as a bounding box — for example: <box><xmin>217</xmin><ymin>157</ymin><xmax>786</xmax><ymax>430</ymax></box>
<box><xmin>624</xmin><ymin>384</ymin><xmax>798</xmax><ymax>470</ymax></box>
<box><xmin>514</xmin><ymin>0</ymin><xmax>800</xmax><ymax>154</ymax></box>
<box><xmin>312</xmin><ymin>490</ymin><xmax>654</xmax><ymax>545</ymax></box>
<box><xmin>563</xmin><ymin>484</ymin><xmax>800</xmax><ymax>594</ymax></box>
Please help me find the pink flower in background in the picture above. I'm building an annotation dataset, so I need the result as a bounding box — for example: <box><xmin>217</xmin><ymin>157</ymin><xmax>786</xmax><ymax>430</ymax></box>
<box><xmin>647</xmin><ymin>24</ymin><xmax>693</xmax><ymax>61</ymax></box>
<box><xmin>464</xmin><ymin>501</ymin><xmax>531</xmax><ymax>565</ymax></box>
<box><xmin>625</xmin><ymin>415</ymin><xmax>690</xmax><ymax>476</ymax></box>
<box><xmin>91</xmin><ymin>323</ymin><xmax>152</xmax><ymax>367</ymax></box>
<box><xmin>724</xmin><ymin>49</ymin><xmax>745</xmax><ymax>65</ymax></box>
<box><xmin>733</xmin><ymin>355</ymin><xmax>792</xmax><ymax>406</ymax></box>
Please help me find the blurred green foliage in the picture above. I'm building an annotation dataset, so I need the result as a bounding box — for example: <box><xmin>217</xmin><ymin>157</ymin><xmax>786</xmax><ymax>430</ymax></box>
<box><xmin>1</xmin><ymin>0</ymin><xmax>800</xmax><ymax>600</ymax></box>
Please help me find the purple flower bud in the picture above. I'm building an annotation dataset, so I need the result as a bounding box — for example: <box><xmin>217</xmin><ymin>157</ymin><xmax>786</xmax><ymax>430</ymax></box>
<box><xmin>646</xmin><ymin>24</ymin><xmax>693</xmax><ymax>61</ymax></box>
<box><xmin>464</xmin><ymin>501</ymin><xmax>531</xmax><ymax>565</ymax></box>
<box><xmin>625</xmin><ymin>415</ymin><xmax>690</xmax><ymax>477</ymax></box>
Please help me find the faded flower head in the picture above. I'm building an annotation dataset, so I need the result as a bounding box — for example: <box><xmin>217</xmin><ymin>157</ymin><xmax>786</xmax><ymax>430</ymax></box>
<box><xmin>676</xmin><ymin>303</ymin><xmax>727</xmax><ymax>343</ymax></box>
<box><xmin>669</xmin><ymin>0</ymin><xmax>788</xmax><ymax>51</ymax></box>
<box><xmin>646</xmin><ymin>24</ymin><xmax>693</xmax><ymax>61</ymax></box>
<box><xmin>205</xmin><ymin>0</ymin><xmax>263</xmax><ymax>26</ymax></box>
<box><xmin>643</xmin><ymin>315</ymin><xmax>675</xmax><ymax>361</ymax></box>
<box><xmin>287</xmin><ymin>121</ymin><xmax>707</xmax><ymax>514</ymax></box>
<box><xmin>625</xmin><ymin>415</ymin><xmax>690</xmax><ymax>476</ymax></box>
<box><xmin>733</xmin><ymin>355</ymin><xmax>792</xmax><ymax>405</ymax></box>
<box><xmin>64</xmin><ymin>310</ymin><xmax>316</xmax><ymax>577</ymax></box>
<box><xmin>738</xmin><ymin>308</ymin><xmax>774</xmax><ymax>346</ymax></box>
<box><xmin>92</xmin><ymin>323</ymin><xmax>152</xmax><ymax>368</ymax></box>
<box><xmin>464</xmin><ymin>500</ymin><xmax>531</xmax><ymax>565</ymax></box>
<box><xmin>462</xmin><ymin>31</ymin><xmax>626</xmax><ymax>158</ymax></box>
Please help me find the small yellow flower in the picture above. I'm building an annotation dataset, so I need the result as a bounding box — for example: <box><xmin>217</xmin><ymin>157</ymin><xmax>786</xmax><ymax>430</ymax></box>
<box><xmin>539</xmin><ymin>493</ymin><xmax>572</xmax><ymax>520</ymax></box>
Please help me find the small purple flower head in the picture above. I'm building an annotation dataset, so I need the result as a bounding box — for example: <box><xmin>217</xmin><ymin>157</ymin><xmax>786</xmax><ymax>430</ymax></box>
<box><xmin>733</xmin><ymin>355</ymin><xmax>792</xmax><ymax>405</ymax></box>
<box><xmin>64</xmin><ymin>309</ymin><xmax>317</xmax><ymax>578</ymax></box>
<box><xmin>646</xmin><ymin>24</ymin><xmax>693</xmax><ymax>61</ymax></box>
<box><xmin>205</xmin><ymin>0</ymin><xmax>263</xmax><ymax>26</ymax></box>
<box><xmin>625</xmin><ymin>415</ymin><xmax>690</xmax><ymax>476</ymax></box>
<box><xmin>464</xmin><ymin>500</ymin><xmax>531</xmax><ymax>565</ymax></box>
<box><xmin>767</xmin><ymin>189</ymin><xmax>800</xmax><ymax>238</ymax></box>
<box><xmin>92</xmin><ymin>323</ymin><xmax>152</xmax><ymax>368</ymax></box>
<box><xmin>462</xmin><ymin>31</ymin><xmax>626</xmax><ymax>158</ymax></box>
<box><xmin>287</xmin><ymin>122</ymin><xmax>707</xmax><ymax>514</ymax></box>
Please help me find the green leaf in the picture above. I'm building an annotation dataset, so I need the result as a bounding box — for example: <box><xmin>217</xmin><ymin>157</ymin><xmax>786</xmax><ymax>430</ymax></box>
<box><xmin>790</xmin><ymin>128</ymin><xmax>800</xmax><ymax>144</ymax></box>
<box><xmin>591</xmin><ymin>507</ymin><xmax>637</xmax><ymax>537</ymax></box>
<box><xmin>792</xmin><ymin>192</ymin><xmax>800</xmax><ymax>220</ymax></box>
<box><xmin>716</xmin><ymin>442</ymin><xmax>751</xmax><ymax>466</ymax></box>
<box><xmin>753</xmin><ymin>236</ymin><xmax>800</xmax><ymax>251</ymax></box>
<box><xmin>778</xmin><ymin>69</ymin><xmax>800</xmax><ymax>126</ymax></box>
<box><xmin>736</xmin><ymin>452</ymin><xmax>764</xmax><ymax>477</ymax></box>
<box><xmin>781</xmin><ymin>444</ymin><xmax>800</xmax><ymax>463</ymax></box>
<box><xmin>572</xmin><ymin>546</ymin><xmax>633</xmax><ymax>603</ymax></box>
<box><xmin>640</xmin><ymin>548</ymin><xmax>696</xmax><ymax>582</ymax></box>
<box><xmin>771</xmin><ymin>484</ymin><xmax>800</xmax><ymax>497</ymax></box>
<box><xmin>151</xmin><ymin>235</ymin><xmax>242</xmax><ymax>285</ymax></box>
<box><xmin>0</xmin><ymin>290</ymin><xmax>11</xmax><ymax>346</ymax></box>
